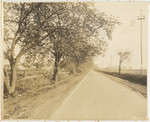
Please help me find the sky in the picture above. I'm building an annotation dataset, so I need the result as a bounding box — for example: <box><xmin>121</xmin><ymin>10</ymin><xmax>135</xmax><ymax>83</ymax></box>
<box><xmin>93</xmin><ymin>1</ymin><xmax>148</xmax><ymax>69</ymax></box>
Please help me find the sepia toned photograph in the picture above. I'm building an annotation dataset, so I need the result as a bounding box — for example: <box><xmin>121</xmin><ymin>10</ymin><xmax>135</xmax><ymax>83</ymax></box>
<box><xmin>1</xmin><ymin>1</ymin><xmax>148</xmax><ymax>120</ymax></box>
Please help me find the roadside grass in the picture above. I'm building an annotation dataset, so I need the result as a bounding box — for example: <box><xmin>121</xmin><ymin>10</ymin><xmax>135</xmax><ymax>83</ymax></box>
<box><xmin>4</xmin><ymin>70</ymin><xmax>72</xmax><ymax>99</ymax></box>
<box><xmin>96</xmin><ymin>70</ymin><xmax>147</xmax><ymax>86</ymax></box>
<box><xmin>3</xmin><ymin>69</ymin><xmax>89</xmax><ymax>119</ymax></box>
<box><xmin>3</xmin><ymin>61</ymin><xmax>93</xmax><ymax>119</ymax></box>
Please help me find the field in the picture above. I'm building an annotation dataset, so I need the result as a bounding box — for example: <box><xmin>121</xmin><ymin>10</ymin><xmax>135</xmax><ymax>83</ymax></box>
<box><xmin>98</xmin><ymin>68</ymin><xmax>147</xmax><ymax>75</ymax></box>
<box><xmin>94</xmin><ymin>68</ymin><xmax>147</xmax><ymax>98</ymax></box>
<box><xmin>95</xmin><ymin>68</ymin><xmax>147</xmax><ymax>86</ymax></box>
<box><xmin>117</xmin><ymin>69</ymin><xmax>147</xmax><ymax>75</ymax></box>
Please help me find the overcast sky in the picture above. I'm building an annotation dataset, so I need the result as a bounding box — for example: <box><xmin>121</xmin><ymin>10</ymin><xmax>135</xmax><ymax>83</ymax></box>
<box><xmin>94</xmin><ymin>1</ymin><xmax>148</xmax><ymax>69</ymax></box>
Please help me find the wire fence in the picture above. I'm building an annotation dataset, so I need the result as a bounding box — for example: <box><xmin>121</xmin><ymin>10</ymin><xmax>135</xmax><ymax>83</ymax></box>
<box><xmin>4</xmin><ymin>69</ymin><xmax>52</xmax><ymax>80</ymax></box>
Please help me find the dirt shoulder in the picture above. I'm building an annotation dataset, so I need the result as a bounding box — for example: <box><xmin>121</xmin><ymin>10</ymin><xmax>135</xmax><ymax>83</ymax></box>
<box><xmin>96</xmin><ymin>71</ymin><xmax>147</xmax><ymax>99</ymax></box>
<box><xmin>3</xmin><ymin>72</ymin><xmax>87</xmax><ymax>120</ymax></box>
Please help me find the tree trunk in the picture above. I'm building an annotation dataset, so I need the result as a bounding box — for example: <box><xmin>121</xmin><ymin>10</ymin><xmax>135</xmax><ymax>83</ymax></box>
<box><xmin>52</xmin><ymin>55</ymin><xmax>60</xmax><ymax>82</ymax></box>
<box><xmin>4</xmin><ymin>69</ymin><xmax>10</xmax><ymax>95</ymax></box>
<box><xmin>4</xmin><ymin>63</ymin><xmax>17</xmax><ymax>96</ymax></box>
<box><xmin>51</xmin><ymin>41</ymin><xmax>61</xmax><ymax>82</ymax></box>
<box><xmin>52</xmin><ymin>63</ymin><xmax>58</xmax><ymax>81</ymax></box>
<box><xmin>9</xmin><ymin>63</ymin><xmax>17</xmax><ymax>95</ymax></box>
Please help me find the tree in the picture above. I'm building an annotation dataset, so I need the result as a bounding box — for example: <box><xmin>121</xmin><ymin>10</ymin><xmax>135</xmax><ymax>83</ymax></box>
<box><xmin>35</xmin><ymin>2</ymin><xmax>120</xmax><ymax>81</ymax></box>
<box><xmin>3</xmin><ymin>3</ymin><xmax>45</xmax><ymax>95</ymax></box>
<box><xmin>3</xmin><ymin>2</ymin><xmax>120</xmax><ymax>95</ymax></box>
<box><xmin>118</xmin><ymin>51</ymin><xmax>131</xmax><ymax>74</ymax></box>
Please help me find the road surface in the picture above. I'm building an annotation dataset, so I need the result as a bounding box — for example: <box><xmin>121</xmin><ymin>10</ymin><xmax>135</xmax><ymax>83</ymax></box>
<box><xmin>50</xmin><ymin>70</ymin><xmax>147</xmax><ymax>120</ymax></box>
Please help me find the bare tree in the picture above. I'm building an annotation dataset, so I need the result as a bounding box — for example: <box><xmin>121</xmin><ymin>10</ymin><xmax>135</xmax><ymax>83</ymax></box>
<box><xmin>118</xmin><ymin>51</ymin><xmax>131</xmax><ymax>74</ymax></box>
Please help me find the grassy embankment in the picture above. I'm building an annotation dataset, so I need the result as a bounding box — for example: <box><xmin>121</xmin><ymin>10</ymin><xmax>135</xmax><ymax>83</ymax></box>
<box><xmin>3</xmin><ymin>61</ymin><xmax>92</xmax><ymax>119</ymax></box>
<box><xmin>100</xmin><ymin>70</ymin><xmax>147</xmax><ymax>86</ymax></box>
<box><xmin>95</xmin><ymin>69</ymin><xmax>147</xmax><ymax>98</ymax></box>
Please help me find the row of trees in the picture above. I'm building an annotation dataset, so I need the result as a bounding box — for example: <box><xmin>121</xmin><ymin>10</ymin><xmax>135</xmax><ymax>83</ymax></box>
<box><xmin>3</xmin><ymin>2</ymin><xmax>120</xmax><ymax>95</ymax></box>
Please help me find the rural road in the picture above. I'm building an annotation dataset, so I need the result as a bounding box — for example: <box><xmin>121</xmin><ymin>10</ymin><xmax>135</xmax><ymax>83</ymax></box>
<box><xmin>50</xmin><ymin>70</ymin><xmax>147</xmax><ymax>120</ymax></box>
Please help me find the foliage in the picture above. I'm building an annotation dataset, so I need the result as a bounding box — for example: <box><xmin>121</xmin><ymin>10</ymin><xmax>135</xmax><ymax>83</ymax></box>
<box><xmin>3</xmin><ymin>2</ymin><xmax>120</xmax><ymax>94</ymax></box>
<box><xmin>34</xmin><ymin>2</ymin><xmax>120</xmax><ymax>80</ymax></box>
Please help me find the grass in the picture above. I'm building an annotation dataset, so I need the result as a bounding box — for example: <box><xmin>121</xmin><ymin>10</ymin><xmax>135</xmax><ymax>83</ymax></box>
<box><xmin>4</xmin><ymin>70</ymin><xmax>71</xmax><ymax>98</ymax></box>
<box><xmin>4</xmin><ymin>61</ymin><xmax>93</xmax><ymax>98</ymax></box>
<box><xmin>3</xmin><ymin>69</ymin><xmax>89</xmax><ymax>119</ymax></box>
<box><xmin>97</xmin><ymin>70</ymin><xmax>147</xmax><ymax>86</ymax></box>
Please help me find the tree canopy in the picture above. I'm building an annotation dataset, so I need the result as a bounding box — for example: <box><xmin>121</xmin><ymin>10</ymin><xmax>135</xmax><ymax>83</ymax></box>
<box><xmin>33</xmin><ymin>2</ymin><xmax>120</xmax><ymax>80</ymax></box>
<box><xmin>3</xmin><ymin>2</ymin><xmax>120</xmax><ymax>94</ymax></box>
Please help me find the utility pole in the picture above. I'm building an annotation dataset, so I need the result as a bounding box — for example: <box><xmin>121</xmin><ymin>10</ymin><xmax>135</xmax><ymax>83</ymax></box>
<box><xmin>137</xmin><ymin>10</ymin><xmax>145</xmax><ymax>75</ymax></box>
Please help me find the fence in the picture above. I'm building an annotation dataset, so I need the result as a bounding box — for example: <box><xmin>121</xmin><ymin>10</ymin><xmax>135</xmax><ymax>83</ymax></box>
<box><xmin>5</xmin><ymin>69</ymin><xmax>52</xmax><ymax>79</ymax></box>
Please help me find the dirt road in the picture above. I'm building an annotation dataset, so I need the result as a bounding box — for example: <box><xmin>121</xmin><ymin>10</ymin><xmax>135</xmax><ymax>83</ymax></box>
<box><xmin>50</xmin><ymin>70</ymin><xmax>147</xmax><ymax>120</ymax></box>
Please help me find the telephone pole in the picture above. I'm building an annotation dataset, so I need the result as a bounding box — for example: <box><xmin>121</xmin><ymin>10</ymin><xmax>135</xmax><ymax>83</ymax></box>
<box><xmin>137</xmin><ymin>10</ymin><xmax>145</xmax><ymax>75</ymax></box>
